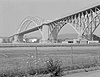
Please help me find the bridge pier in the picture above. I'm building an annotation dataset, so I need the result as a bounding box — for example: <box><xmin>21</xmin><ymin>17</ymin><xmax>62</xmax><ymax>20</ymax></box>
<box><xmin>12</xmin><ymin>34</ymin><xmax>24</xmax><ymax>43</ymax></box>
<box><xmin>40</xmin><ymin>25</ymin><xmax>49</xmax><ymax>43</ymax></box>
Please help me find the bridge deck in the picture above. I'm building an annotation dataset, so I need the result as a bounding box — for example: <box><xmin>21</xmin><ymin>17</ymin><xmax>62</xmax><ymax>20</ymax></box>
<box><xmin>18</xmin><ymin>25</ymin><xmax>42</xmax><ymax>35</ymax></box>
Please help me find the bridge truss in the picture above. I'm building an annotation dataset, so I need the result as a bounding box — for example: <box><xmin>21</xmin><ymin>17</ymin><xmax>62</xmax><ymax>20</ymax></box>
<box><xmin>9</xmin><ymin>16</ymin><xmax>43</xmax><ymax>43</ymax></box>
<box><xmin>9</xmin><ymin>5</ymin><xmax>100</xmax><ymax>43</ymax></box>
<box><xmin>44</xmin><ymin>5</ymin><xmax>100</xmax><ymax>41</ymax></box>
<box><xmin>17</xmin><ymin>16</ymin><xmax>43</xmax><ymax>34</ymax></box>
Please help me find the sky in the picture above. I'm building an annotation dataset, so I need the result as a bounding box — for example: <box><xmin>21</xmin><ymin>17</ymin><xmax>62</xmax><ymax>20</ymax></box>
<box><xmin>0</xmin><ymin>0</ymin><xmax>100</xmax><ymax>37</ymax></box>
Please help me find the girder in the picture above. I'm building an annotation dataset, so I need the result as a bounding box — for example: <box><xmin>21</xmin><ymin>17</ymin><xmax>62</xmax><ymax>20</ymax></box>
<box><xmin>82</xmin><ymin>11</ymin><xmax>100</xmax><ymax>40</ymax></box>
<box><xmin>10</xmin><ymin>4</ymin><xmax>100</xmax><ymax>43</ymax></box>
<box><xmin>44</xmin><ymin>5</ymin><xmax>100</xmax><ymax>41</ymax></box>
<box><xmin>18</xmin><ymin>25</ymin><xmax>42</xmax><ymax>35</ymax></box>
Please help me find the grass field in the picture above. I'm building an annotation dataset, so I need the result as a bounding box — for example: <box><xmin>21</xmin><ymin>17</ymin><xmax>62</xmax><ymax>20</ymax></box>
<box><xmin>0</xmin><ymin>45</ymin><xmax>100</xmax><ymax>76</ymax></box>
<box><xmin>0</xmin><ymin>46</ymin><xmax>99</xmax><ymax>67</ymax></box>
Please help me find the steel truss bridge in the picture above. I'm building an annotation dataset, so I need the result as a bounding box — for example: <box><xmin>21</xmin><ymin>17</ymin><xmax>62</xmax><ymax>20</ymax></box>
<box><xmin>9</xmin><ymin>4</ymin><xmax>100</xmax><ymax>43</ymax></box>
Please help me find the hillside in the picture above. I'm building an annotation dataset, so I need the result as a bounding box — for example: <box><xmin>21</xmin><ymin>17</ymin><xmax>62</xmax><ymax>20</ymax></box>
<box><xmin>25</xmin><ymin>34</ymin><xmax>100</xmax><ymax>42</ymax></box>
<box><xmin>93</xmin><ymin>34</ymin><xmax>100</xmax><ymax>42</ymax></box>
<box><xmin>58</xmin><ymin>33</ymin><xmax>78</xmax><ymax>40</ymax></box>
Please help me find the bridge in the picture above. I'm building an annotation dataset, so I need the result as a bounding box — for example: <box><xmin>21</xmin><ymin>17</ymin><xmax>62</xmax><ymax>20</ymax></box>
<box><xmin>8</xmin><ymin>4</ymin><xmax>100</xmax><ymax>43</ymax></box>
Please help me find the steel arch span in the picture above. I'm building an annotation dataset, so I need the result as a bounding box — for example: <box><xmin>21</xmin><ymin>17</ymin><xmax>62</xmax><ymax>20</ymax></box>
<box><xmin>10</xmin><ymin>5</ymin><xmax>100</xmax><ymax>43</ymax></box>
<box><xmin>43</xmin><ymin>5</ymin><xmax>100</xmax><ymax>41</ymax></box>
<box><xmin>9</xmin><ymin>16</ymin><xmax>44</xmax><ymax>43</ymax></box>
<box><xmin>17</xmin><ymin>16</ymin><xmax>43</xmax><ymax>34</ymax></box>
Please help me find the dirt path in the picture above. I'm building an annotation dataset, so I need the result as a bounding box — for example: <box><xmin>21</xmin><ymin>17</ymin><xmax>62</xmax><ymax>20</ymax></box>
<box><xmin>64</xmin><ymin>70</ymin><xmax>100</xmax><ymax>77</ymax></box>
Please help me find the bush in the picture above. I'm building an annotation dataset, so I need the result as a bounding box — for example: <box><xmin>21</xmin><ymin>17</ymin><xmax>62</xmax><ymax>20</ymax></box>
<box><xmin>45</xmin><ymin>58</ymin><xmax>63</xmax><ymax>77</ymax></box>
<box><xmin>27</xmin><ymin>66</ymin><xmax>36</xmax><ymax>75</ymax></box>
<box><xmin>0</xmin><ymin>68</ymin><xmax>27</xmax><ymax>77</ymax></box>
<box><xmin>36</xmin><ymin>66</ymin><xmax>49</xmax><ymax>74</ymax></box>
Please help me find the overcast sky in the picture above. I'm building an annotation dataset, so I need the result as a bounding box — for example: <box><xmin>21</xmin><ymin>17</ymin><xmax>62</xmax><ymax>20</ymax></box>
<box><xmin>0</xmin><ymin>0</ymin><xmax>100</xmax><ymax>37</ymax></box>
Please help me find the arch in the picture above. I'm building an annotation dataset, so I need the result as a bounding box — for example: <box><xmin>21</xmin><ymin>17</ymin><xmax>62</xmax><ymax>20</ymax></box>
<box><xmin>82</xmin><ymin>11</ymin><xmax>100</xmax><ymax>39</ymax></box>
<box><xmin>57</xmin><ymin>12</ymin><xmax>100</xmax><ymax>40</ymax></box>
<box><xmin>66</xmin><ymin>23</ymin><xmax>80</xmax><ymax>35</ymax></box>
<box><xmin>57</xmin><ymin>23</ymin><xmax>80</xmax><ymax>37</ymax></box>
<box><xmin>56</xmin><ymin>23</ymin><xmax>80</xmax><ymax>40</ymax></box>
<box><xmin>49</xmin><ymin>22</ymin><xmax>81</xmax><ymax>41</ymax></box>
<box><xmin>17</xmin><ymin>16</ymin><xmax>43</xmax><ymax>34</ymax></box>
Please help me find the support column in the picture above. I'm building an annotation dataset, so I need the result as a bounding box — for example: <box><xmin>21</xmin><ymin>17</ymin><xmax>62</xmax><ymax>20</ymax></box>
<box><xmin>51</xmin><ymin>26</ymin><xmax>58</xmax><ymax>43</ymax></box>
<box><xmin>40</xmin><ymin>25</ymin><xmax>49</xmax><ymax>43</ymax></box>
<box><xmin>13</xmin><ymin>34</ymin><xmax>24</xmax><ymax>43</ymax></box>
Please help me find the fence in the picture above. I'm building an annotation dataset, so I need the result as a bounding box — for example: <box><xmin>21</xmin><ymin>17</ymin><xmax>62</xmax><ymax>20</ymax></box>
<box><xmin>32</xmin><ymin>44</ymin><xmax>100</xmax><ymax>69</ymax></box>
<box><xmin>0</xmin><ymin>43</ymin><xmax>100</xmax><ymax>70</ymax></box>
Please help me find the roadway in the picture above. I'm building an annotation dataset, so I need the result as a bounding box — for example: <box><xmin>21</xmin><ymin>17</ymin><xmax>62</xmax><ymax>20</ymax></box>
<box><xmin>64</xmin><ymin>70</ymin><xmax>100</xmax><ymax>77</ymax></box>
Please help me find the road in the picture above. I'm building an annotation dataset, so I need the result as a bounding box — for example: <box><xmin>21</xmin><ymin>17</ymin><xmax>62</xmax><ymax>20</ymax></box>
<box><xmin>65</xmin><ymin>70</ymin><xmax>100</xmax><ymax>77</ymax></box>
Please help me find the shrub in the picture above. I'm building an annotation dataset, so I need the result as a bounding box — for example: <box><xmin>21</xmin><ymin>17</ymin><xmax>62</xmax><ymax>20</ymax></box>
<box><xmin>36</xmin><ymin>66</ymin><xmax>49</xmax><ymax>75</ymax></box>
<box><xmin>45</xmin><ymin>58</ymin><xmax>63</xmax><ymax>77</ymax></box>
<box><xmin>27</xmin><ymin>66</ymin><xmax>36</xmax><ymax>75</ymax></box>
<box><xmin>0</xmin><ymin>68</ymin><xmax>27</xmax><ymax>77</ymax></box>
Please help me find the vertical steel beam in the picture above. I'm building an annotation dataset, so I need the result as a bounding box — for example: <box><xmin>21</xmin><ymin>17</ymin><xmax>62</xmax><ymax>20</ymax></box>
<box><xmin>78</xmin><ymin>13</ymin><xmax>81</xmax><ymax>32</ymax></box>
<box><xmin>90</xmin><ymin>9</ymin><xmax>94</xmax><ymax>40</ymax></box>
<box><xmin>85</xmin><ymin>11</ymin><xmax>90</xmax><ymax>38</ymax></box>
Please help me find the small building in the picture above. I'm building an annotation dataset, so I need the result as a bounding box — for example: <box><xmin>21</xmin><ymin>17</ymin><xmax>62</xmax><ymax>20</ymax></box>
<box><xmin>88</xmin><ymin>40</ymin><xmax>99</xmax><ymax>44</ymax></box>
<box><xmin>0</xmin><ymin>37</ymin><xmax>10</xmax><ymax>43</ymax></box>
<box><xmin>62</xmin><ymin>39</ymin><xmax>75</xmax><ymax>44</ymax></box>
<box><xmin>0</xmin><ymin>38</ymin><xmax>3</xmax><ymax>43</ymax></box>
<box><xmin>24</xmin><ymin>37</ymin><xmax>40</xmax><ymax>43</ymax></box>
<box><xmin>79</xmin><ymin>39</ymin><xmax>88</xmax><ymax>44</ymax></box>
<box><xmin>28</xmin><ymin>38</ymin><xmax>37</xmax><ymax>43</ymax></box>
